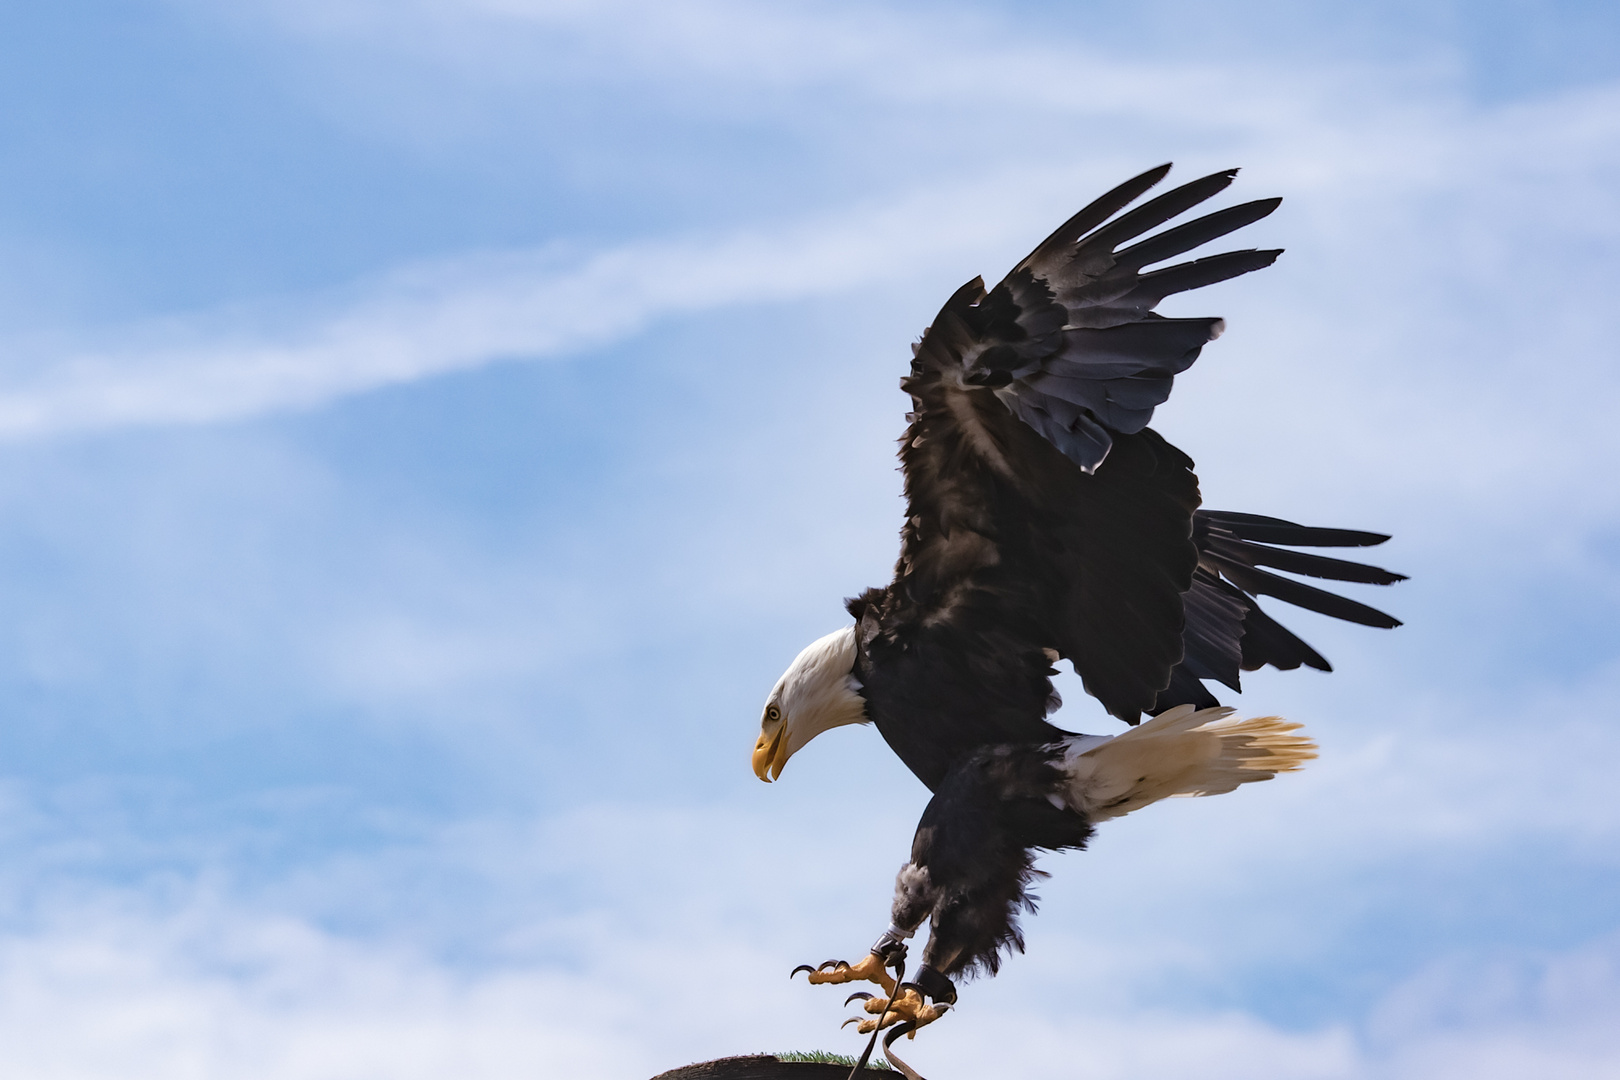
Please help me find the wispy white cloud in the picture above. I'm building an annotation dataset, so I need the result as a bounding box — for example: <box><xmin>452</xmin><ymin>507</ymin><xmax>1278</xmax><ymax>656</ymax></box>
<box><xmin>11</xmin><ymin>0</ymin><xmax>1620</xmax><ymax>460</ymax></box>
<box><xmin>1</xmin><ymin>802</ymin><xmax>1616</xmax><ymax>1080</ymax></box>
<box><xmin>0</xmin><ymin>900</ymin><xmax>621</xmax><ymax>1080</ymax></box>
<box><xmin>2</xmin><ymin>70</ymin><xmax>1617</xmax><ymax>446</ymax></box>
<box><xmin>0</xmin><ymin>213</ymin><xmax>919</xmax><ymax>438</ymax></box>
<box><xmin>245</xmin><ymin>0</ymin><xmax>1219</xmax><ymax>102</ymax></box>
<box><xmin>211</xmin><ymin>0</ymin><xmax>1431</xmax><ymax>188</ymax></box>
<box><xmin>0</xmin><ymin>172</ymin><xmax>1091</xmax><ymax>439</ymax></box>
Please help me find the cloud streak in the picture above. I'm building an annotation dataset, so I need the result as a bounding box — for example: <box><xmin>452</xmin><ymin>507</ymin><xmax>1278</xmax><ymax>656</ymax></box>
<box><xmin>1</xmin><ymin>69</ymin><xmax>1617</xmax><ymax>443</ymax></box>
<box><xmin>1</xmin><ymin>1</ymin><xmax>1612</xmax><ymax>450</ymax></box>
<box><xmin>0</xmin><ymin>212</ymin><xmax>927</xmax><ymax>438</ymax></box>
<box><xmin>2</xmin><ymin>797</ymin><xmax>1617</xmax><ymax>1080</ymax></box>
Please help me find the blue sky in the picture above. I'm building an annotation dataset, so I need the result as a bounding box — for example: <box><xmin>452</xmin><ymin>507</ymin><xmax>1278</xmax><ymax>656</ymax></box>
<box><xmin>0</xmin><ymin>2</ymin><xmax>1617</xmax><ymax>1077</ymax></box>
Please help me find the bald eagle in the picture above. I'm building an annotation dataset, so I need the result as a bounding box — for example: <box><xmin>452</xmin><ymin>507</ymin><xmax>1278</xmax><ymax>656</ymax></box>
<box><xmin>750</xmin><ymin>164</ymin><xmax>1402</xmax><ymax>1039</ymax></box>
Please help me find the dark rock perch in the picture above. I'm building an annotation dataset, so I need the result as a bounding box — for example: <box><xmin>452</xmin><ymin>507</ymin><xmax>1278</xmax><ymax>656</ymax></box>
<box><xmin>651</xmin><ymin>1055</ymin><xmax>888</xmax><ymax>1080</ymax></box>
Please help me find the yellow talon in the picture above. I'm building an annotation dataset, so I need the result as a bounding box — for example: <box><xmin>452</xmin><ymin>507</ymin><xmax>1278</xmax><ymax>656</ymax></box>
<box><xmin>852</xmin><ymin>988</ymin><xmax>949</xmax><ymax>1035</ymax></box>
<box><xmin>803</xmin><ymin>953</ymin><xmax>897</xmax><ymax>995</ymax></box>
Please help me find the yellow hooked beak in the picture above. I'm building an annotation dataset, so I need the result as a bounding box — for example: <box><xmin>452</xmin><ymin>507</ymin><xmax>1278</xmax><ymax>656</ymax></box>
<box><xmin>751</xmin><ymin>720</ymin><xmax>790</xmax><ymax>782</ymax></box>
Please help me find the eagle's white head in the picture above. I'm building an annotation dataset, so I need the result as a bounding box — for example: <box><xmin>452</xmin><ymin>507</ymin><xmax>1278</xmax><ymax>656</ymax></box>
<box><xmin>751</xmin><ymin>625</ymin><xmax>869</xmax><ymax>782</ymax></box>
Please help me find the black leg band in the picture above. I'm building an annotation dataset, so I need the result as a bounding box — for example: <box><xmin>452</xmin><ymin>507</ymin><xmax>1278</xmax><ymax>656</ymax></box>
<box><xmin>913</xmin><ymin>964</ymin><xmax>957</xmax><ymax>1004</ymax></box>
<box><xmin>870</xmin><ymin>928</ymin><xmax>911</xmax><ymax>965</ymax></box>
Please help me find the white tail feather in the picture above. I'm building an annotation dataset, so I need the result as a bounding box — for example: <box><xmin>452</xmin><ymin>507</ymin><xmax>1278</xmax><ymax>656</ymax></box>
<box><xmin>1056</xmin><ymin>705</ymin><xmax>1317</xmax><ymax>822</ymax></box>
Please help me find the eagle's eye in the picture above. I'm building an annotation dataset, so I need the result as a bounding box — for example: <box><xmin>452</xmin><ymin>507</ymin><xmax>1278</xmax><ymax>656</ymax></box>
<box><xmin>766</xmin><ymin>705</ymin><xmax>781</xmax><ymax>722</ymax></box>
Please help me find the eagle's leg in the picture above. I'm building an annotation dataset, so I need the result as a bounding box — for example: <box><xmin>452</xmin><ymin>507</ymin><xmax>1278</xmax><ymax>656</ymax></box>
<box><xmin>860</xmin><ymin>746</ymin><xmax>1093</xmax><ymax>1030</ymax></box>
<box><xmin>818</xmin><ymin>868</ymin><xmax>954</xmax><ymax>1035</ymax></box>
<box><xmin>804</xmin><ymin>747</ymin><xmax>1091</xmax><ymax>1037</ymax></box>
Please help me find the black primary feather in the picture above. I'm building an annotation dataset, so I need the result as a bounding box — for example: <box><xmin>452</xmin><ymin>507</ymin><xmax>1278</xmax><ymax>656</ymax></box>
<box><xmin>960</xmin><ymin>167</ymin><xmax>1283</xmax><ymax>474</ymax></box>
<box><xmin>1150</xmin><ymin>510</ymin><xmax>1404</xmax><ymax>712</ymax></box>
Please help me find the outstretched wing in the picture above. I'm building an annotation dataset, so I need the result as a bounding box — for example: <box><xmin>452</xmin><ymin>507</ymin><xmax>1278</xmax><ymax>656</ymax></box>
<box><xmin>881</xmin><ymin>165</ymin><xmax>1284</xmax><ymax>729</ymax></box>
<box><xmin>1156</xmin><ymin>512</ymin><xmax>1406</xmax><ymax>711</ymax></box>
<box><xmin>968</xmin><ymin>164</ymin><xmax>1282</xmax><ymax>474</ymax></box>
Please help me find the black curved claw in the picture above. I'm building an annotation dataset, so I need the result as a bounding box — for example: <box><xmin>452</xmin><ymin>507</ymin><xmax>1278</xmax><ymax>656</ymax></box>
<box><xmin>820</xmin><ymin>959</ymin><xmax>849</xmax><ymax>971</ymax></box>
<box><xmin>790</xmin><ymin>964</ymin><xmax>815</xmax><ymax>979</ymax></box>
<box><xmin>841</xmin><ymin>1016</ymin><xmax>864</xmax><ymax>1029</ymax></box>
<box><xmin>845</xmin><ymin>991</ymin><xmax>875</xmax><ymax>1006</ymax></box>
